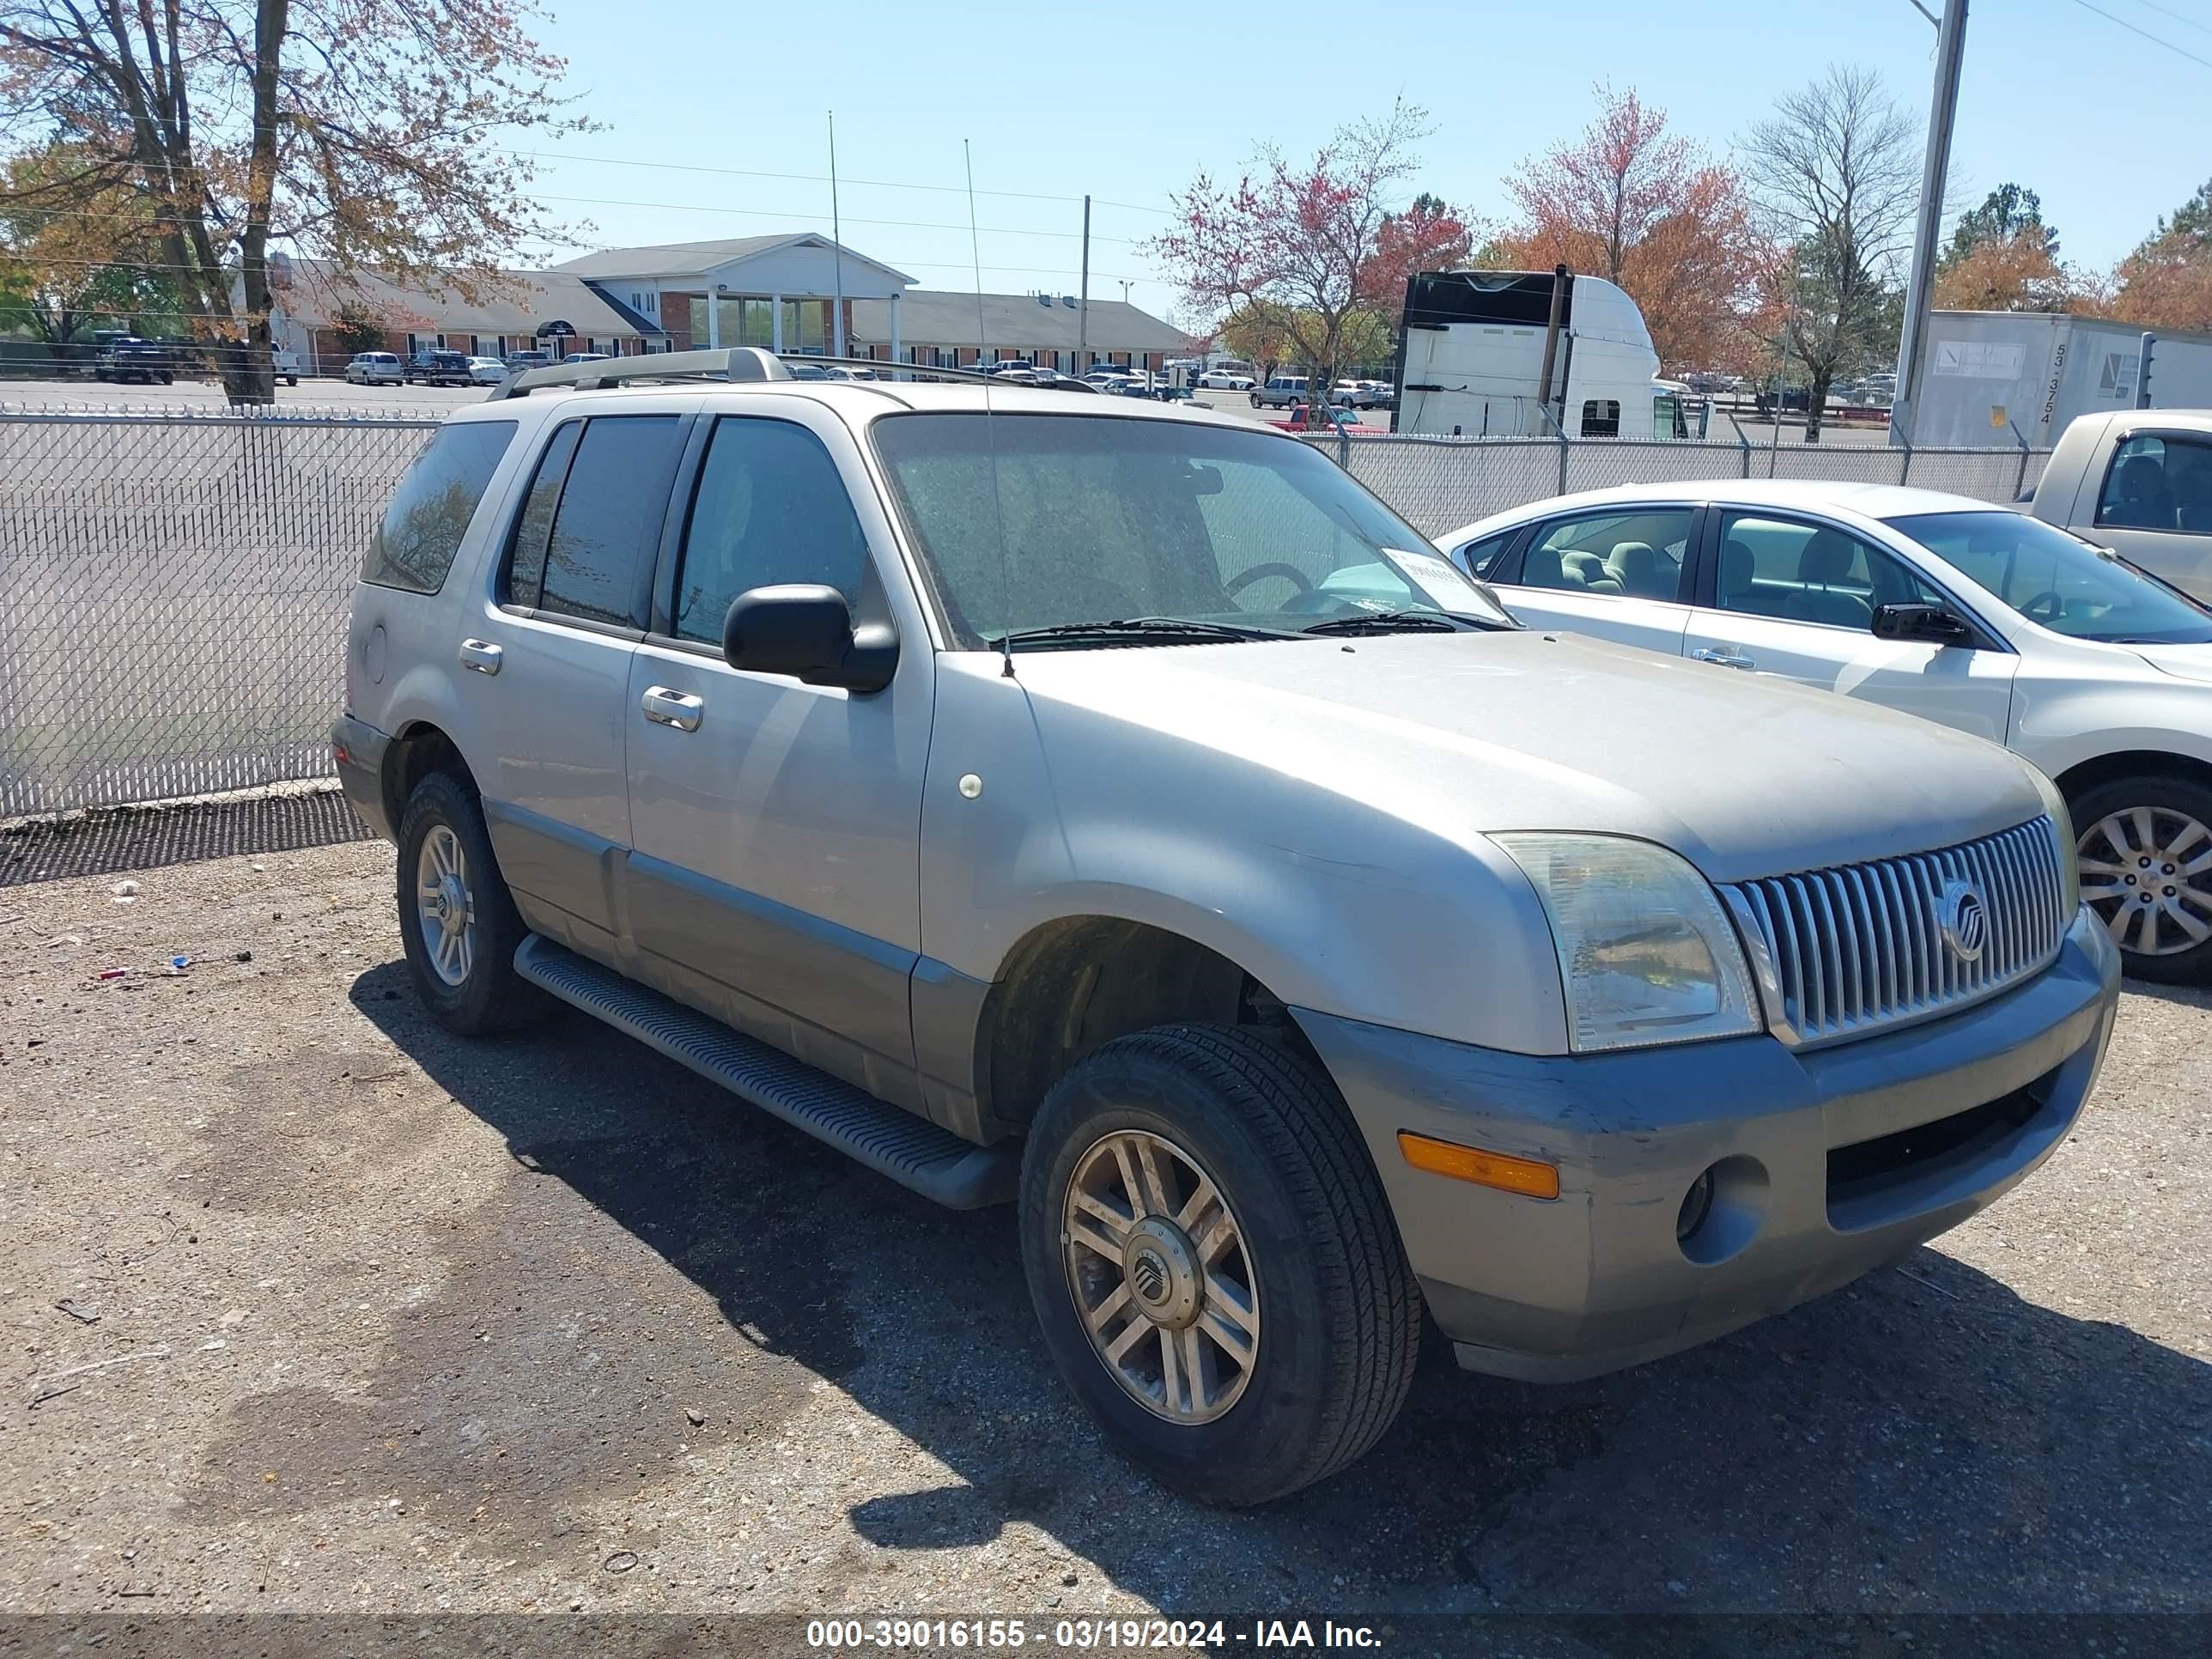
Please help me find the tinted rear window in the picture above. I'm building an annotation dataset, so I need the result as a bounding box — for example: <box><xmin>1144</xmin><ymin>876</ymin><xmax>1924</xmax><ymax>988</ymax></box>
<box><xmin>362</xmin><ymin>421</ymin><xmax>516</xmax><ymax>593</ymax></box>
<box><xmin>510</xmin><ymin>415</ymin><xmax>684</xmax><ymax>626</ymax></box>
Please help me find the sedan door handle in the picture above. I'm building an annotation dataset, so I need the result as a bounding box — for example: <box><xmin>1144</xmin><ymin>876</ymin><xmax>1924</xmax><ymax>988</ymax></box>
<box><xmin>1692</xmin><ymin>647</ymin><xmax>1755</xmax><ymax>670</ymax></box>
<box><xmin>458</xmin><ymin>638</ymin><xmax>503</xmax><ymax>675</ymax></box>
<box><xmin>640</xmin><ymin>685</ymin><xmax>704</xmax><ymax>732</ymax></box>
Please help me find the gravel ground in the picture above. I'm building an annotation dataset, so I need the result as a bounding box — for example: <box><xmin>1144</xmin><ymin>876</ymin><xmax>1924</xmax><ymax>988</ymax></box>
<box><xmin>3</xmin><ymin>841</ymin><xmax>2209</xmax><ymax>1644</ymax></box>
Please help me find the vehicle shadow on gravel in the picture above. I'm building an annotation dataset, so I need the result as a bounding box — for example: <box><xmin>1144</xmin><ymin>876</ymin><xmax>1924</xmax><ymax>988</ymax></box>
<box><xmin>347</xmin><ymin>963</ymin><xmax>2212</xmax><ymax>1613</ymax></box>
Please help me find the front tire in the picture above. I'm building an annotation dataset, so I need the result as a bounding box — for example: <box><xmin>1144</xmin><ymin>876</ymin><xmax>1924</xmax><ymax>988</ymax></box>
<box><xmin>394</xmin><ymin>770</ymin><xmax>545</xmax><ymax>1033</ymax></box>
<box><xmin>2071</xmin><ymin>773</ymin><xmax>2212</xmax><ymax>983</ymax></box>
<box><xmin>1249</xmin><ymin>393</ymin><xmax>1261</xmax><ymax>408</ymax></box>
<box><xmin>1019</xmin><ymin>1024</ymin><xmax>1419</xmax><ymax>1507</ymax></box>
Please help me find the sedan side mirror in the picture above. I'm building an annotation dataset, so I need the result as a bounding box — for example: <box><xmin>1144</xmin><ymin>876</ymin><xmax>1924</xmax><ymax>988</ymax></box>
<box><xmin>722</xmin><ymin>584</ymin><xmax>898</xmax><ymax>693</ymax></box>
<box><xmin>1871</xmin><ymin>602</ymin><xmax>1975</xmax><ymax>647</ymax></box>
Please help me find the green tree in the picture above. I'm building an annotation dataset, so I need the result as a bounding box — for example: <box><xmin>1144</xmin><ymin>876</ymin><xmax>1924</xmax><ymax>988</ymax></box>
<box><xmin>1942</xmin><ymin>184</ymin><xmax>2058</xmax><ymax>271</ymax></box>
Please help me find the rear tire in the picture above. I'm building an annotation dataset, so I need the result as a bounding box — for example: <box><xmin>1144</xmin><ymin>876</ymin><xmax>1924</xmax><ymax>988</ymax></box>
<box><xmin>2069</xmin><ymin>773</ymin><xmax>2212</xmax><ymax>984</ymax></box>
<box><xmin>1018</xmin><ymin>1024</ymin><xmax>1420</xmax><ymax>1507</ymax></box>
<box><xmin>394</xmin><ymin>770</ymin><xmax>546</xmax><ymax>1034</ymax></box>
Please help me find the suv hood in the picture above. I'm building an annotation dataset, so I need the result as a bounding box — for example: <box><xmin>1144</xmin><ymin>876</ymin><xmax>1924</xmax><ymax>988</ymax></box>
<box><xmin>1008</xmin><ymin>630</ymin><xmax>2045</xmax><ymax>885</ymax></box>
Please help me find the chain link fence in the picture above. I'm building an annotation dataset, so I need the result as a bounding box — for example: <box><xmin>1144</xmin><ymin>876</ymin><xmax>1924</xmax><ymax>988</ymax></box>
<box><xmin>2</xmin><ymin>407</ymin><xmax>2055</xmax><ymax>820</ymax></box>
<box><xmin>0</xmin><ymin>406</ymin><xmax>439</xmax><ymax>817</ymax></box>
<box><xmin>1321</xmin><ymin>434</ymin><xmax>2050</xmax><ymax>538</ymax></box>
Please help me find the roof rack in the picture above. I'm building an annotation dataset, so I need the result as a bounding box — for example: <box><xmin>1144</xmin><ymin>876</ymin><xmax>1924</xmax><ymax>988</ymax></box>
<box><xmin>489</xmin><ymin>345</ymin><xmax>790</xmax><ymax>400</ymax></box>
<box><xmin>490</xmin><ymin>348</ymin><xmax>1023</xmax><ymax>400</ymax></box>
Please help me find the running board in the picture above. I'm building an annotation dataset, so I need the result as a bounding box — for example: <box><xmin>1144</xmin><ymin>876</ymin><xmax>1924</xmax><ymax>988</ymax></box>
<box><xmin>514</xmin><ymin>935</ymin><xmax>1016</xmax><ymax>1209</ymax></box>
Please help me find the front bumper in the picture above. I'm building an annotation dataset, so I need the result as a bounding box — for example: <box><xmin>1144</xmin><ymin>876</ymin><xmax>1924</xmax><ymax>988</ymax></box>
<box><xmin>331</xmin><ymin>714</ymin><xmax>394</xmax><ymax>841</ymax></box>
<box><xmin>1295</xmin><ymin>906</ymin><xmax>2121</xmax><ymax>1383</ymax></box>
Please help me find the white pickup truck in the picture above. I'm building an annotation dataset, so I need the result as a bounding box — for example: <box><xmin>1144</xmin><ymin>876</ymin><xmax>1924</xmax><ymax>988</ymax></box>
<box><xmin>2030</xmin><ymin>409</ymin><xmax>2212</xmax><ymax>599</ymax></box>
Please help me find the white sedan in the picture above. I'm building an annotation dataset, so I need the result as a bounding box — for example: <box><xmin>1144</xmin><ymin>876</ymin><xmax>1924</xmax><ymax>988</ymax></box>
<box><xmin>1437</xmin><ymin>480</ymin><xmax>2212</xmax><ymax>983</ymax></box>
<box><xmin>1198</xmin><ymin>368</ymin><xmax>1254</xmax><ymax>390</ymax></box>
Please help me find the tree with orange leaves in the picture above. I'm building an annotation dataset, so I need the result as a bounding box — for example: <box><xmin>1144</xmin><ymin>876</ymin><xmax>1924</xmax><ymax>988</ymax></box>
<box><xmin>1</xmin><ymin>0</ymin><xmax>586</xmax><ymax>403</ymax></box>
<box><xmin>1490</xmin><ymin>84</ymin><xmax>1768</xmax><ymax>374</ymax></box>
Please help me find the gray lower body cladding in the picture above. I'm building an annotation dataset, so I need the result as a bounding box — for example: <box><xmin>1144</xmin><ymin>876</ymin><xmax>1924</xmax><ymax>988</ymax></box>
<box><xmin>1293</xmin><ymin>906</ymin><xmax>2122</xmax><ymax>1383</ymax></box>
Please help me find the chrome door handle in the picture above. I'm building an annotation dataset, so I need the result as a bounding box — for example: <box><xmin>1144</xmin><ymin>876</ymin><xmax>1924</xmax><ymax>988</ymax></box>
<box><xmin>640</xmin><ymin>685</ymin><xmax>704</xmax><ymax>732</ymax></box>
<box><xmin>458</xmin><ymin>638</ymin><xmax>503</xmax><ymax>675</ymax></box>
<box><xmin>1692</xmin><ymin>647</ymin><xmax>1754</xmax><ymax>670</ymax></box>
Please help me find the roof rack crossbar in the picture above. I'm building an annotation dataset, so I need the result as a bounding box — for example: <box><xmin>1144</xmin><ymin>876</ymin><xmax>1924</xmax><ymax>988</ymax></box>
<box><xmin>490</xmin><ymin>345</ymin><xmax>793</xmax><ymax>399</ymax></box>
<box><xmin>492</xmin><ymin>347</ymin><xmax>1079</xmax><ymax>399</ymax></box>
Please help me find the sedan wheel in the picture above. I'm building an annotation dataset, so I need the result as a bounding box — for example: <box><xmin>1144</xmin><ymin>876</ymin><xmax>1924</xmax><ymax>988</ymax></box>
<box><xmin>2078</xmin><ymin>804</ymin><xmax>2212</xmax><ymax>962</ymax></box>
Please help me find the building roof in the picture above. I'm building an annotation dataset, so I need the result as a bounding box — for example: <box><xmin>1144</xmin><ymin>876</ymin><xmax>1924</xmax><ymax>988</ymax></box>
<box><xmin>271</xmin><ymin>260</ymin><xmax>661</xmax><ymax>338</ymax></box>
<box><xmin>850</xmin><ymin>290</ymin><xmax>1185</xmax><ymax>353</ymax></box>
<box><xmin>550</xmin><ymin>233</ymin><xmax>914</xmax><ymax>287</ymax></box>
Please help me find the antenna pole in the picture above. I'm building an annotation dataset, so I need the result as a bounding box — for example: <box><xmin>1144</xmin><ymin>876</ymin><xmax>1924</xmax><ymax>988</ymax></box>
<box><xmin>1078</xmin><ymin>194</ymin><xmax>1091</xmax><ymax>371</ymax></box>
<box><xmin>963</xmin><ymin>140</ymin><xmax>1015</xmax><ymax>679</ymax></box>
<box><xmin>828</xmin><ymin>111</ymin><xmax>847</xmax><ymax>358</ymax></box>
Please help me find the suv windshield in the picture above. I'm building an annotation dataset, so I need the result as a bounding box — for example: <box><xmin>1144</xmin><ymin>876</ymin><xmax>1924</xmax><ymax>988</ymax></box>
<box><xmin>872</xmin><ymin>412</ymin><xmax>1512</xmax><ymax>647</ymax></box>
<box><xmin>1887</xmin><ymin>509</ymin><xmax>2212</xmax><ymax>645</ymax></box>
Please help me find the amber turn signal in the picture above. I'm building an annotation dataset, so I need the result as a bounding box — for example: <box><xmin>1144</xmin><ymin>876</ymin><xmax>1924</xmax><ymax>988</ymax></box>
<box><xmin>1396</xmin><ymin>1131</ymin><xmax>1560</xmax><ymax>1200</ymax></box>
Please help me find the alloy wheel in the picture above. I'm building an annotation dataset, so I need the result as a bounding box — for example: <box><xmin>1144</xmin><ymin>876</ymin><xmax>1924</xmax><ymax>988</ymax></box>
<box><xmin>415</xmin><ymin>823</ymin><xmax>478</xmax><ymax>986</ymax></box>
<box><xmin>2078</xmin><ymin>805</ymin><xmax>2212</xmax><ymax>957</ymax></box>
<box><xmin>1061</xmin><ymin>1128</ymin><xmax>1261</xmax><ymax>1425</ymax></box>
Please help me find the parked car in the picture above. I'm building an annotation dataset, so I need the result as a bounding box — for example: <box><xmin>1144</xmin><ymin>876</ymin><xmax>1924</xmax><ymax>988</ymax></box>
<box><xmin>466</xmin><ymin>356</ymin><xmax>510</xmax><ymax>386</ymax></box>
<box><xmin>1438</xmin><ymin>478</ymin><xmax>2212</xmax><ymax>981</ymax></box>
<box><xmin>2029</xmin><ymin>409</ymin><xmax>2212</xmax><ymax>602</ymax></box>
<box><xmin>336</xmin><ymin>358</ymin><xmax>2116</xmax><ymax>1505</ymax></box>
<box><xmin>1198</xmin><ymin>366</ymin><xmax>1255</xmax><ymax>390</ymax></box>
<box><xmin>504</xmin><ymin>350</ymin><xmax>551</xmax><ymax>372</ymax></box>
<box><xmin>92</xmin><ymin>337</ymin><xmax>174</xmax><ymax>385</ymax></box>
<box><xmin>405</xmin><ymin>349</ymin><xmax>474</xmax><ymax>386</ymax></box>
<box><xmin>1334</xmin><ymin>380</ymin><xmax>1385</xmax><ymax>410</ymax></box>
<box><xmin>343</xmin><ymin>351</ymin><xmax>404</xmax><ymax>386</ymax></box>
<box><xmin>272</xmin><ymin>348</ymin><xmax>302</xmax><ymax>386</ymax></box>
<box><xmin>1081</xmin><ymin>366</ymin><xmax>1131</xmax><ymax>385</ymax></box>
<box><xmin>560</xmin><ymin>352</ymin><xmax>612</xmax><ymax>366</ymax></box>
<box><xmin>1251</xmin><ymin>374</ymin><xmax>1309</xmax><ymax>409</ymax></box>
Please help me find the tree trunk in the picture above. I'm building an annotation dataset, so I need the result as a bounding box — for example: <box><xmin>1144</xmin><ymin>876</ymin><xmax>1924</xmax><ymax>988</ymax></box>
<box><xmin>1802</xmin><ymin>367</ymin><xmax>1831</xmax><ymax>443</ymax></box>
<box><xmin>220</xmin><ymin>0</ymin><xmax>288</xmax><ymax>407</ymax></box>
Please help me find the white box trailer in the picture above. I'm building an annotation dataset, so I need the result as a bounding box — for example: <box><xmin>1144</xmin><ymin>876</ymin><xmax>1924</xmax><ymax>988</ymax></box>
<box><xmin>1910</xmin><ymin>309</ymin><xmax>2212</xmax><ymax>449</ymax></box>
<box><xmin>1392</xmin><ymin>269</ymin><xmax>1704</xmax><ymax>441</ymax></box>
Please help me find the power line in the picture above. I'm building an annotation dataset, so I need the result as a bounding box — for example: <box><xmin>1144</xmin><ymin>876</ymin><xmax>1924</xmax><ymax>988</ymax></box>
<box><xmin>1</xmin><ymin>192</ymin><xmax>1146</xmax><ymax>246</ymax></box>
<box><xmin>8</xmin><ymin>251</ymin><xmax>1161</xmax><ymax>285</ymax></box>
<box><xmin>505</xmin><ymin>149</ymin><xmax>1170</xmax><ymax>217</ymax></box>
<box><xmin>2064</xmin><ymin>0</ymin><xmax>2212</xmax><ymax>70</ymax></box>
<box><xmin>2132</xmin><ymin>0</ymin><xmax>2212</xmax><ymax>40</ymax></box>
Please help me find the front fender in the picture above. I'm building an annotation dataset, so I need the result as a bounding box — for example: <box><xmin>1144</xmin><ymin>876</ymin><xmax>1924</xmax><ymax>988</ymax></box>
<box><xmin>918</xmin><ymin>655</ymin><xmax>1571</xmax><ymax>1054</ymax></box>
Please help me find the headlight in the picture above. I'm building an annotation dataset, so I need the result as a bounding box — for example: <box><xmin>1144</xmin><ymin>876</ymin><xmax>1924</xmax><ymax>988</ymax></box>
<box><xmin>1493</xmin><ymin>834</ymin><xmax>1761</xmax><ymax>1054</ymax></box>
<box><xmin>2027</xmin><ymin>767</ymin><xmax>2081</xmax><ymax>913</ymax></box>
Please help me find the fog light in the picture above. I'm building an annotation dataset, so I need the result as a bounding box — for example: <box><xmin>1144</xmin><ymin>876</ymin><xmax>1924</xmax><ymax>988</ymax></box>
<box><xmin>1677</xmin><ymin>1167</ymin><xmax>1717</xmax><ymax>1242</ymax></box>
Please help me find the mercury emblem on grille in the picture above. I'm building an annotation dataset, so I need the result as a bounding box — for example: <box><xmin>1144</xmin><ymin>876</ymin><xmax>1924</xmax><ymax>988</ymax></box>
<box><xmin>1937</xmin><ymin>878</ymin><xmax>1989</xmax><ymax>964</ymax></box>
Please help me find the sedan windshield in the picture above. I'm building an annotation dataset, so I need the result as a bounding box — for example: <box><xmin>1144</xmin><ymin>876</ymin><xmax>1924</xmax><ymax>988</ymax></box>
<box><xmin>1887</xmin><ymin>510</ymin><xmax>2212</xmax><ymax>645</ymax></box>
<box><xmin>871</xmin><ymin>412</ymin><xmax>1515</xmax><ymax>647</ymax></box>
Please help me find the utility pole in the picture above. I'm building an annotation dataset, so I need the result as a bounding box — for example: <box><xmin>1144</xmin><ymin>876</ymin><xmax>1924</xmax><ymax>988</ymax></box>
<box><xmin>1890</xmin><ymin>0</ymin><xmax>1968</xmax><ymax>448</ymax></box>
<box><xmin>1078</xmin><ymin>195</ymin><xmax>1091</xmax><ymax>369</ymax></box>
<box><xmin>828</xmin><ymin>112</ymin><xmax>846</xmax><ymax>358</ymax></box>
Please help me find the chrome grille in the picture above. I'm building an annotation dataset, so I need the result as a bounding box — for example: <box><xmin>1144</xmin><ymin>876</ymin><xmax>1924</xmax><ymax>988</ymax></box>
<box><xmin>1723</xmin><ymin>817</ymin><xmax>2069</xmax><ymax>1047</ymax></box>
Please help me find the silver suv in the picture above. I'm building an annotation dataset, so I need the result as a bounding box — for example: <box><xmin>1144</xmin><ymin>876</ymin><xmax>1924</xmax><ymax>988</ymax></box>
<box><xmin>335</xmin><ymin>348</ymin><xmax>2120</xmax><ymax>1504</ymax></box>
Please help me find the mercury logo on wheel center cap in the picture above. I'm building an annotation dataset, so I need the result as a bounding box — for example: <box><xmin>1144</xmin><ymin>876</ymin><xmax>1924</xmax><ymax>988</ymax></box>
<box><xmin>1120</xmin><ymin>1217</ymin><xmax>1201</xmax><ymax>1330</ymax></box>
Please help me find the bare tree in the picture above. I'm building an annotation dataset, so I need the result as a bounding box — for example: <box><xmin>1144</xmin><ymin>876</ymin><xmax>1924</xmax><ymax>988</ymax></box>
<box><xmin>1740</xmin><ymin>66</ymin><xmax>1919</xmax><ymax>441</ymax></box>
<box><xmin>1</xmin><ymin>0</ymin><xmax>585</xmax><ymax>403</ymax></box>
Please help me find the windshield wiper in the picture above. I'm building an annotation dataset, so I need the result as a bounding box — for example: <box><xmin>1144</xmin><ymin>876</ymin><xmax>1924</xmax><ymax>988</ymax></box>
<box><xmin>988</xmin><ymin>617</ymin><xmax>1297</xmax><ymax>648</ymax></box>
<box><xmin>1300</xmin><ymin>608</ymin><xmax>1510</xmax><ymax>636</ymax></box>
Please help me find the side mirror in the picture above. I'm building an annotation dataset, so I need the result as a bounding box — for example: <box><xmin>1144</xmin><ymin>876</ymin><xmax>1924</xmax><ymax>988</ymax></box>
<box><xmin>722</xmin><ymin>584</ymin><xmax>898</xmax><ymax>693</ymax></box>
<box><xmin>1871</xmin><ymin>601</ymin><xmax>1974</xmax><ymax>647</ymax></box>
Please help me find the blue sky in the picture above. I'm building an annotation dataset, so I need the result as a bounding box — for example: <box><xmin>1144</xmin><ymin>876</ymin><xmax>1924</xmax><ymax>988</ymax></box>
<box><xmin>515</xmin><ymin>0</ymin><xmax>2211</xmax><ymax>324</ymax></box>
